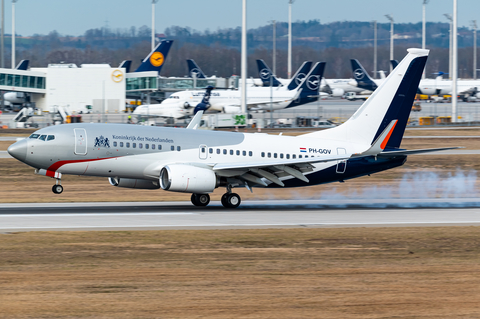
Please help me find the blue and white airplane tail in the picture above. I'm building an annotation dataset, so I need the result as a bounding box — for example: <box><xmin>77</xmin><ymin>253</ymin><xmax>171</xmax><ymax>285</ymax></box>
<box><xmin>15</xmin><ymin>60</ymin><xmax>29</xmax><ymax>70</ymax></box>
<box><xmin>287</xmin><ymin>62</ymin><xmax>326</xmax><ymax>107</ymax></box>
<box><xmin>287</xmin><ymin>61</ymin><xmax>313</xmax><ymax>90</ymax></box>
<box><xmin>351</xmin><ymin>59</ymin><xmax>378</xmax><ymax>91</ymax></box>
<box><xmin>119</xmin><ymin>60</ymin><xmax>132</xmax><ymax>73</ymax></box>
<box><xmin>194</xmin><ymin>86</ymin><xmax>214</xmax><ymax>114</ymax></box>
<box><xmin>135</xmin><ymin>40</ymin><xmax>174</xmax><ymax>74</ymax></box>
<box><xmin>187</xmin><ymin>59</ymin><xmax>207</xmax><ymax>78</ymax></box>
<box><xmin>306</xmin><ymin>49</ymin><xmax>429</xmax><ymax>150</ymax></box>
<box><xmin>256</xmin><ymin>59</ymin><xmax>282</xmax><ymax>87</ymax></box>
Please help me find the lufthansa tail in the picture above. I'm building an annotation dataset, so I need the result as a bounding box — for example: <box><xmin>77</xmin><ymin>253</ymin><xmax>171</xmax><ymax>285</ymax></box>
<box><xmin>351</xmin><ymin>59</ymin><xmax>378</xmax><ymax>91</ymax></box>
<box><xmin>15</xmin><ymin>60</ymin><xmax>29</xmax><ymax>70</ymax></box>
<box><xmin>135</xmin><ymin>40</ymin><xmax>174</xmax><ymax>74</ymax></box>
<box><xmin>287</xmin><ymin>62</ymin><xmax>326</xmax><ymax>108</ymax></box>
<box><xmin>194</xmin><ymin>86</ymin><xmax>214</xmax><ymax>114</ymax></box>
<box><xmin>187</xmin><ymin>59</ymin><xmax>207</xmax><ymax>78</ymax></box>
<box><xmin>286</xmin><ymin>61</ymin><xmax>313</xmax><ymax>90</ymax></box>
<box><xmin>119</xmin><ymin>60</ymin><xmax>132</xmax><ymax>73</ymax></box>
<box><xmin>256</xmin><ymin>59</ymin><xmax>282</xmax><ymax>87</ymax></box>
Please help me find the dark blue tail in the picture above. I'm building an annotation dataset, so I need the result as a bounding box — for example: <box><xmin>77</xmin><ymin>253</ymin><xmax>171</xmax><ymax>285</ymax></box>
<box><xmin>187</xmin><ymin>59</ymin><xmax>206</xmax><ymax>78</ymax></box>
<box><xmin>135</xmin><ymin>40</ymin><xmax>173</xmax><ymax>74</ymax></box>
<box><xmin>256</xmin><ymin>59</ymin><xmax>282</xmax><ymax>87</ymax></box>
<box><xmin>390</xmin><ymin>60</ymin><xmax>399</xmax><ymax>70</ymax></box>
<box><xmin>15</xmin><ymin>60</ymin><xmax>29</xmax><ymax>70</ymax></box>
<box><xmin>119</xmin><ymin>60</ymin><xmax>132</xmax><ymax>73</ymax></box>
<box><xmin>351</xmin><ymin>59</ymin><xmax>378</xmax><ymax>91</ymax></box>
<box><xmin>287</xmin><ymin>62</ymin><xmax>326</xmax><ymax>108</ymax></box>
<box><xmin>194</xmin><ymin>86</ymin><xmax>214</xmax><ymax>114</ymax></box>
<box><xmin>287</xmin><ymin>61</ymin><xmax>313</xmax><ymax>90</ymax></box>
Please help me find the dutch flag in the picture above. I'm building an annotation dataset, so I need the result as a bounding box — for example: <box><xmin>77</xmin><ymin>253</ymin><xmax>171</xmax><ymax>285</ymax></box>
<box><xmin>300</xmin><ymin>147</ymin><xmax>307</xmax><ymax>153</ymax></box>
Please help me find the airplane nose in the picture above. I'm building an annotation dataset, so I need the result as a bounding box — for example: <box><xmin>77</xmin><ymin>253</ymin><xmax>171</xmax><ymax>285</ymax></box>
<box><xmin>7</xmin><ymin>139</ymin><xmax>27</xmax><ymax>162</ymax></box>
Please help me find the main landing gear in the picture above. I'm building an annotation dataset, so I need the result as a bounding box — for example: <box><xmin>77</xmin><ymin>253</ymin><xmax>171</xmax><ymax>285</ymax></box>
<box><xmin>191</xmin><ymin>193</ymin><xmax>210</xmax><ymax>206</ymax></box>
<box><xmin>221</xmin><ymin>193</ymin><xmax>241</xmax><ymax>208</ymax></box>
<box><xmin>52</xmin><ymin>179</ymin><xmax>63</xmax><ymax>194</ymax></box>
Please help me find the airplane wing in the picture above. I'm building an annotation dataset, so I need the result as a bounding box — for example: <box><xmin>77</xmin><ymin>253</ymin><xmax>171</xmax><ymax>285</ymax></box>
<box><xmin>212</xmin><ymin>154</ymin><xmax>351</xmax><ymax>187</ymax></box>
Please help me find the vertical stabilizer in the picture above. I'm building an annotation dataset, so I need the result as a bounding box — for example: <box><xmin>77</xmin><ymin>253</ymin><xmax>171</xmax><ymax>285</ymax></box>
<box><xmin>187</xmin><ymin>59</ymin><xmax>207</xmax><ymax>78</ymax></box>
<box><xmin>135</xmin><ymin>40</ymin><xmax>174</xmax><ymax>74</ymax></box>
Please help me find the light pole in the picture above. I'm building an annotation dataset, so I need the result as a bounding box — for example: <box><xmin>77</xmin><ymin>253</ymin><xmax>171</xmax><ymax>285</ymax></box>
<box><xmin>372</xmin><ymin>20</ymin><xmax>377</xmax><ymax>79</ymax></box>
<box><xmin>241</xmin><ymin>0</ymin><xmax>247</xmax><ymax>114</ymax></box>
<box><xmin>11</xmin><ymin>0</ymin><xmax>17</xmax><ymax>69</ymax></box>
<box><xmin>422</xmin><ymin>0</ymin><xmax>429</xmax><ymax>79</ymax></box>
<box><xmin>288</xmin><ymin>0</ymin><xmax>294</xmax><ymax>79</ymax></box>
<box><xmin>385</xmin><ymin>14</ymin><xmax>394</xmax><ymax>73</ymax></box>
<box><xmin>1</xmin><ymin>0</ymin><xmax>4</xmax><ymax>68</ymax></box>
<box><xmin>151</xmin><ymin>0</ymin><xmax>158</xmax><ymax>52</ymax></box>
<box><xmin>444</xmin><ymin>13</ymin><xmax>453</xmax><ymax>79</ymax></box>
<box><xmin>452</xmin><ymin>0</ymin><xmax>458</xmax><ymax>123</ymax></box>
<box><xmin>270</xmin><ymin>20</ymin><xmax>276</xmax><ymax>76</ymax></box>
<box><xmin>472</xmin><ymin>20</ymin><xmax>477</xmax><ymax>80</ymax></box>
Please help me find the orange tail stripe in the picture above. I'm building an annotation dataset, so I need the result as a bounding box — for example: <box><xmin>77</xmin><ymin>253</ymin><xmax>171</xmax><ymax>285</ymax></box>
<box><xmin>380</xmin><ymin>121</ymin><xmax>398</xmax><ymax>150</ymax></box>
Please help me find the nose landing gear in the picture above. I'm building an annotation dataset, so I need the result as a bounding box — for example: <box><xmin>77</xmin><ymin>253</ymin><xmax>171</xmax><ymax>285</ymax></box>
<box><xmin>52</xmin><ymin>178</ymin><xmax>63</xmax><ymax>194</ymax></box>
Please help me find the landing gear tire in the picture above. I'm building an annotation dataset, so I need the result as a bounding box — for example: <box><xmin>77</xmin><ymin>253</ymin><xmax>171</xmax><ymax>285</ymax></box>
<box><xmin>221</xmin><ymin>193</ymin><xmax>241</xmax><ymax>209</ymax></box>
<box><xmin>191</xmin><ymin>193</ymin><xmax>210</xmax><ymax>207</ymax></box>
<box><xmin>52</xmin><ymin>185</ymin><xmax>63</xmax><ymax>194</ymax></box>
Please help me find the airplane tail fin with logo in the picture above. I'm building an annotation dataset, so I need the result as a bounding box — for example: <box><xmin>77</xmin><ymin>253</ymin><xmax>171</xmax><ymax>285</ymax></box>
<box><xmin>256</xmin><ymin>59</ymin><xmax>282</xmax><ymax>87</ymax></box>
<box><xmin>287</xmin><ymin>62</ymin><xmax>326</xmax><ymax>108</ymax></box>
<box><xmin>119</xmin><ymin>60</ymin><xmax>132</xmax><ymax>73</ymax></box>
<box><xmin>351</xmin><ymin>59</ymin><xmax>378</xmax><ymax>91</ymax></box>
<box><xmin>194</xmin><ymin>86</ymin><xmax>214</xmax><ymax>114</ymax></box>
<box><xmin>287</xmin><ymin>61</ymin><xmax>313</xmax><ymax>90</ymax></box>
<box><xmin>304</xmin><ymin>49</ymin><xmax>429</xmax><ymax>150</ymax></box>
<box><xmin>15</xmin><ymin>60</ymin><xmax>29</xmax><ymax>70</ymax></box>
<box><xmin>187</xmin><ymin>59</ymin><xmax>207</xmax><ymax>78</ymax></box>
<box><xmin>135</xmin><ymin>39</ymin><xmax>174</xmax><ymax>74</ymax></box>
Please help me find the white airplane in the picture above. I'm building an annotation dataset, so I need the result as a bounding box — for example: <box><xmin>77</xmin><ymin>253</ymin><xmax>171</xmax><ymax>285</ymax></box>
<box><xmin>351</xmin><ymin>58</ymin><xmax>480</xmax><ymax>98</ymax></box>
<box><xmin>133</xmin><ymin>62</ymin><xmax>326</xmax><ymax>119</ymax></box>
<box><xmin>8</xmin><ymin>48</ymin><xmax>457</xmax><ymax>208</ymax></box>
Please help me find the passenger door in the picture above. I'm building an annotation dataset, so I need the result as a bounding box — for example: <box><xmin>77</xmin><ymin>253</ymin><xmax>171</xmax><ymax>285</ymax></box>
<box><xmin>199</xmin><ymin>144</ymin><xmax>208</xmax><ymax>160</ymax></box>
<box><xmin>74</xmin><ymin>128</ymin><xmax>87</xmax><ymax>155</ymax></box>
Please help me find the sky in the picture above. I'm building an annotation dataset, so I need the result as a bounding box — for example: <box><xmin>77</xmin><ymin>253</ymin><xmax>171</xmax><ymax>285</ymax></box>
<box><xmin>6</xmin><ymin>0</ymin><xmax>480</xmax><ymax>37</ymax></box>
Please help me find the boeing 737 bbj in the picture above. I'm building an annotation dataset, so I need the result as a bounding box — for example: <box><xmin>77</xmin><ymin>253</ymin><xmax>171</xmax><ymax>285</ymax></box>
<box><xmin>8</xmin><ymin>49</ymin><xmax>458</xmax><ymax>208</ymax></box>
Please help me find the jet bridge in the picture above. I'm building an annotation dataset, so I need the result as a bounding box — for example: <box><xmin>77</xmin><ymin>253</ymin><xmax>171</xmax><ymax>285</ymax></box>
<box><xmin>0</xmin><ymin>68</ymin><xmax>46</xmax><ymax>94</ymax></box>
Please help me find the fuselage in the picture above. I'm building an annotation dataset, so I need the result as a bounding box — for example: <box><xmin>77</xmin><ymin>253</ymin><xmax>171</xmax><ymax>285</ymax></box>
<box><xmin>12</xmin><ymin>123</ymin><xmax>406</xmax><ymax>189</ymax></box>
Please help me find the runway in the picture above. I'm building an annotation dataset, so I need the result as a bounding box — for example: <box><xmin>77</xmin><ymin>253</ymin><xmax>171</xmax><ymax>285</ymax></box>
<box><xmin>1</xmin><ymin>199</ymin><xmax>480</xmax><ymax>231</ymax></box>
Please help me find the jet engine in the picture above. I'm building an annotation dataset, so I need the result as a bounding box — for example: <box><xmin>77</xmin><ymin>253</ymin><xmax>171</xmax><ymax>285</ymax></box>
<box><xmin>330</xmin><ymin>88</ymin><xmax>345</xmax><ymax>97</ymax></box>
<box><xmin>183</xmin><ymin>102</ymin><xmax>191</xmax><ymax>109</ymax></box>
<box><xmin>222</xmin><ymin>105</ymin><xmax>242</xmax><ymax>113</ymax></box>
<box><xmin>159</xmin><ymin>164</ymin><xmax>218</xmax><ymax>193</ymax></box>
<box><xmin>108</xmin><ymin>177</ymin><xmax>160</xmax><ymax>189</ymax></box>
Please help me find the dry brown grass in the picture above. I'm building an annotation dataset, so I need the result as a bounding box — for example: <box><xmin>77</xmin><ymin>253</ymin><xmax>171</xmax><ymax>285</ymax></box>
<box><xmin>1</xmin><ymin>227</ymin><xmax>480</xmax><ymax>318</ymax></box>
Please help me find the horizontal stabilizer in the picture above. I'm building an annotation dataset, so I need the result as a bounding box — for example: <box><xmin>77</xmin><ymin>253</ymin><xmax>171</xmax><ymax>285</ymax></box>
<box><xmin>378</xmin><ymin>147</ymin><xmax>463</xmax><ymax>157</ymax></box>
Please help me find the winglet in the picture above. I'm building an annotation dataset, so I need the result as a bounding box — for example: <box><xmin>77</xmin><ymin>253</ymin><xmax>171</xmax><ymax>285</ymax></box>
<box><xmin>186</xmin><ymin>110</ymin><xmax>204</xmax><ymax>130</ymax></box>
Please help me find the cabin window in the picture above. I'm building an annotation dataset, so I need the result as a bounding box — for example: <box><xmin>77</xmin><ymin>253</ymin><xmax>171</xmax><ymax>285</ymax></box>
<box><xmin>126</xmin><ymin>142</ymin><xmax>130</xmax><ymax>148</ymax></box>
<box><xmin>305</xmin><ymin>155</ymin><xmax>308</xmax><ymax>158</ymax></box>
<box><xmin>280</xmin><ymin>153</ymin><xmax>284</xmax><ymax>159</ymax></box>
<box><xmin>152</xmin><ymin>144</ymin><xmax>155</xmax><ymax>150</ymax></box>
<box><xmin>261</xmin><ymin>152</ymin><xmax>265</xmax><ymax>157</ymax></box>
<box><xmin>236</xmin><ymin>150</ymin><xmax>240</xmax><ymax>156</ymax></box>
<box><xmin>216</xmin><ymin>149</ymin><xmax>220</xmax><ymax>154</ymax></box>
<box><xmin>171</xmin><ymin>145</ymin><xmax>175</xmax><ymax>151</ymax></box>
<box><xmin>39</xmin><ymin>135</ymin><xmax>46</xmax><ymax>141</ymax></box>
<box><xmin>230</xmin><ymin>150</ymin><xmax>234</xmax><ymax>155</ymax></box>
<box><xmin>299</xmin><ymin>155</ymin><xmax>302</xmax><ymax>158</ymax></box>
<box><xmin>132</xmin><ymin>143</ymin><xmax>136</xmax><ymax>148</ymax></box>
<box><xmin>268</xmin><ymin>152</ymin><xmax>271</xmax><ymax>158</ymax></box>
<box><xmin>201</xmin><ymin>147</ymin><xmax>206</xmax><ymax>153</ymax></box>
<box><xmin>223</xmin><ymin>149</ymin><xmax>227</xmax><ymax>155</ymax></box>
<box><xmin>29</xmin><ymin>134</ymin><xmax>40</xmax><ymax>139</ymax></box>
<box><xmin>286</xmin><ymin>154</ymin><xmax>290</xmax><ymax>159</ymax></box>
<box><xmin>113</xmin><ymin>141</ymin><xmax>117</xmax><ymax>147</ymax></box>
<box><xmin>145</xmin><ymin>144</ymin><xmax>149</xmax><ymax>149</ymax></box>
<box><xmin>209</xmin><ymin>148</ymin><xmax>213</xmax><ymax>154</ymax></box>
<box><xmin>292</xmin><ymin>154</ymin><xmax>296</xmax><ymax>159</ymax></box>
<box><xmin>177</xmin><ymin>146</ymin><xmax>181</xmax><ymax>151</ymax></box>
<box><xmin>274</xmin><ymin>153</ymin><xmax>277</xmax><ymax>158</ymax></box>
<box><xmin>158</xmin><ymin>145</ymin><xmax>162</xmax><ymax>150</ymax></box>
<box><xmin>242</xmin><ymin>150</ymin><xmax>246</xmax><ymax>156</ymax></box>
<box><xmin>139</xmin><ymin>143</ymin><xmax>144</xmax><ymax>149</ymax></box>
<box><xmin>47</xmin><ymin>135</ymin><xmax>55</xmax><ymax>141</ymax></box>
<box><xmin>249</xmin><ymin>151</ymin><xmax>253</xmax><ymax>156</ymax></box>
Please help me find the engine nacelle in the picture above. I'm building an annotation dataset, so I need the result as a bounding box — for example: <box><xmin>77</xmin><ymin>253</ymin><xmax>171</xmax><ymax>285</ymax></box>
<box><xmin>109</xmin><ymin>177</ymin><xmax>160</xmax><ymax>189</ymax></box>
<box><xmin>183</xmin><ymin>102</ymin><xmax>191</xmax><ymax>109</ymax></box>
<box><xmin>159</xmin><ymin>164</ymin><xmax>218</xmax><ymax>194</ymax></box>
<box><xmin>330</xmin><ymin>88</ymin><xmax>345</xmax><ymax>97</ymax></box>
<box><xmin>222</xmin><ymin>105</ymin><xmax>242</xmax><ymax>113</ymax></box>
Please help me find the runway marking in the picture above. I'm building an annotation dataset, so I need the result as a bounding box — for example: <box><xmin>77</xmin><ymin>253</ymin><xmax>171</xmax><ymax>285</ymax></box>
<box><xmin>0</xmin><ymin>212</ymin><xmax>197</xmax><ymax>217</ymax></box>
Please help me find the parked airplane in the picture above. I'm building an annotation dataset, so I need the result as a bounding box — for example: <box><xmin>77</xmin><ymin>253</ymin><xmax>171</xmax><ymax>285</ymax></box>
<box><xmin>133</xmin><ymin>61</ymin><xmax>326</xmax><ymax>119</ymax></box>
<box><xmin>187</xmin><ymin>59</ymin><xmax>208</xmax><ymax>78</ymax></box>
<box><xmin>352</xmin><ymin>58</ymin><xmax>480</xmax><ymax>98</ymax></box>
<box><xmin>135</xmin><ymin>40</ymin><xmax>173</xmax><ymax>74</ymax></box>
<box><xmin>8</xmin><ymin>48</ymin><xmax>457</xmax><ymax>208</ymax></box>
<box><xmin>3</xmin><ymin>60</ymin><xmax>32</xmax><ymax>110</ymax></box>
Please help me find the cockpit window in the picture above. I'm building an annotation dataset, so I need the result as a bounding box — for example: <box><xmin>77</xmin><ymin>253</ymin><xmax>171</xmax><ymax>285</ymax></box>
<box><xmin>29</xmin><ymin>134</ymin><xmax>40</xmax><ymax>139</ymax></box>
<box><xmin>47</xmin><ymin>135</ymin><xmax>55</xmax><ymax>141</ymax></box>
<box><xmin>39</xmin><ymin>135</ymin><xmax>47</xmax><ymax>141</ymax></box>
